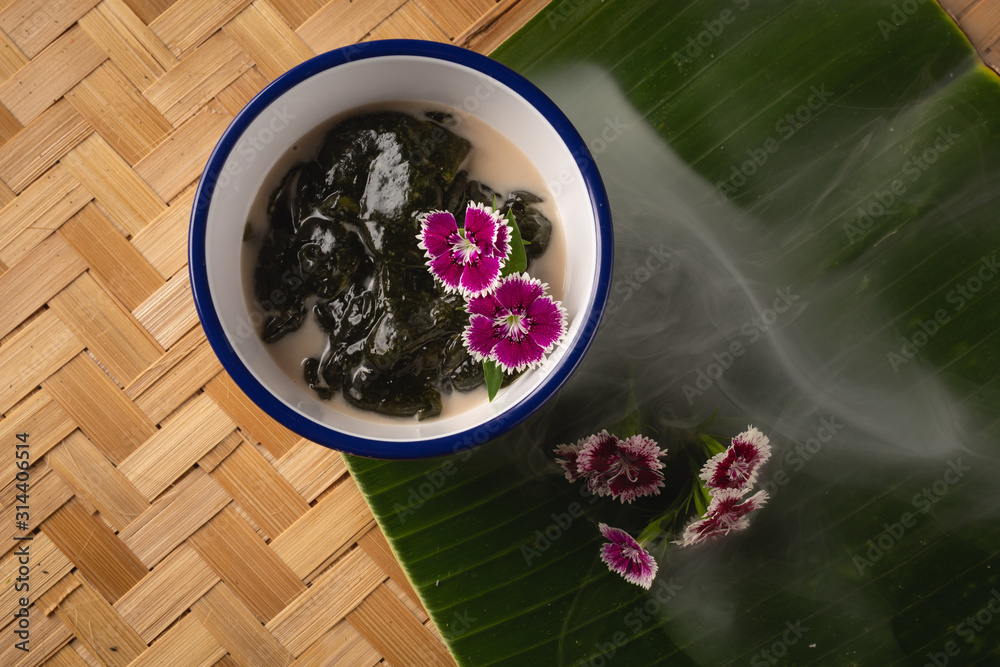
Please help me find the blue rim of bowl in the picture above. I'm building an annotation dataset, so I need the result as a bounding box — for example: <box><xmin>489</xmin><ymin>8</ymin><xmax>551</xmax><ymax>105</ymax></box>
<box><xmin>189</xmin><ymin>39</ymin><xmax>613</xmax><ymax>460</ymax></box>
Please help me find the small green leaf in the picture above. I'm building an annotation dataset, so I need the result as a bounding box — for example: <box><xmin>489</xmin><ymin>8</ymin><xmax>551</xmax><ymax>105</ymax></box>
<box><xmin>500</xmin><ymin>208</ymin><xmax>527</xmax><ymax>277</ymax></box>
<box><xmin>697</xmin><ymin>433</ymin><xmax>727</xmax><ymax>457</ymax></box>
<box><xmin>483</xmin><ymin>360</ymin><xmax>504</xmax><ymax>401</ymax></box>
<box><xmin>691</xmin><ymin>483</ymin><xmax>709</xmax><ymax>517</ymax></box>
<box><xmin>637</xmin><ymin>507</ymin><xmax>678</xmax><ymax>545</ymax></box>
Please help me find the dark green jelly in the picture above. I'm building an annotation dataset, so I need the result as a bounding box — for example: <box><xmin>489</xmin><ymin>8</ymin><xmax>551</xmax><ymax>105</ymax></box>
<box><xmin>252</xmin><ymin>109</ymin><xmax>553</xmax><ymax>419</ymax></box>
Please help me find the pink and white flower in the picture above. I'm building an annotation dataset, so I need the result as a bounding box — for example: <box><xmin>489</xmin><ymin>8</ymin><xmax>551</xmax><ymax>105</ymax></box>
<box><xmin>700</xmin><ymin>426</ymin><xmax>772</xmax><ymax>491</ymax></box>
<box><xmin>598</xmin><ymin>523</ymin><xmax>658</xmax><ymax>589</ymax></box>
<box><xmin>575</xmin><ymin>432</ymin><xmax>666</xmax><ymax>503</ymax></box>
<box><xmin>553</xmin><ymin>438</ymin><xmax>589</xmax><ymax>483</ymax></box>
<box><xmin>417</xmin><ymin>202</ymin><xmax>511</xmax><ymax>298</ymax></box>
<box><xmin>677</xmin><ymin>488</ymin><xmax>769</xmax><ymax>547</ymax></box>
<box><xmin>464</xmin><ymin>274</ymin><xmax>567</xmax><ymax>373</ymax></box>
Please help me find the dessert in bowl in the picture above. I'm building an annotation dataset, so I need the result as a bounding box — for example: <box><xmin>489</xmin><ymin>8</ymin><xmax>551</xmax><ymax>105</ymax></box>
<box><xmin>189</xmin><ymin>40</ymin><xmax>613</xmax><ymax>459</ymax></box>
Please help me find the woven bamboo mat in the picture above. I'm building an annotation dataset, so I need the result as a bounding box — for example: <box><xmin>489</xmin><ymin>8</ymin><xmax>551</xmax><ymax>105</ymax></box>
<box><xmin>0</xmin><ymin>0</ymin><xmax>995</xmax><ymax>666</ymax></box>
<box><xmin>0</xmin><ymin>1</ymin><xmax>549</xmax><ymax>665</ymax></box>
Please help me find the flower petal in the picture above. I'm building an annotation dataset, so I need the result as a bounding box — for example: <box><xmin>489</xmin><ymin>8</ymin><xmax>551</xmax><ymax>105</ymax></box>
<box><xmin>492</xmin><ymin>212</ymin><xmax>512</xmax><ymax>259</ymax></box>
<box><xmin>677</xmin><ymin>515</ymin><xmax>729</xmax><ymax>547</ymax></box>
<box><xmin>524</xmin><ymin>296</ymin><xmax>567</xmax><ymax>351</ymax></box>
<box><xmin>576</xmin><ymin>431</ymin><xmax>620</xmax><ymax>476</ymax></box>
<box><xmin>598</xmin><ymin>523</ymin><xmax>658</xmax><ymax>589</ymax></box>
<box><xmin>467</xmin><ymin>291</ymin><xmax>503</xmax><ymax>318</ymax></box>
<box><xmin>461</xmin><ymin>272</ymin><xmax>569</xmax><ymax>375</ymax></box>
<box><xmin>463</xmin><ymin>202</ymin><xmax>499</xmax><ymax>253</ymax></box>
<box><xmin>598</xmin><ymin>523</ymin><xmax>636</xmax><ymax>545</ymax></box>
<box><xmin>492</xmin><ymin>334</ymin><xmax>545</xmax><ymax>373</ymax></box>
<box><xmin>459</xmin><ymin>254</ymin><xmax>502</xmax><ymax>298</ymax></box>
<box><xmin>554</xmin><ymin>439</ymin><xmax>589</xmax><ymax>482</ymax></box>
<box><xmin>493</xmin><ymin>273</ymin><xmax>545</xmax><ymax>310</ymax></box>
<box><xmin>707</xmin><ymin>488</ymin><xmax>769</xmax><ymax>525</ymax></box>
<box><xmin>463</xmin><ymin>314</ymin><xmax>498</xmax><ymax>362</ymax></box>
<box><xmin>700</xmin><ymin>426</ymin><xmax>772</xmax><ymax>491</ymax></box>
<box><xmin>607</xmin><ymin>466</ymin><xmax>664</xmax><ymax>503</ymax></box>
<box><xmin>429</xmin><ymin>253</ymin><xmax>463</xmax><ymax>292</ymax></box>
<box><xmin>733</xmin><ymin>425</ymin><xmax>771</xmax><ymax>452</ymax></box>
<box><xmin>621</xmin><ymin>435</ymin><xmax>667</xmax><ymax>469</ymax></box>
<box><xmin>676</xmin><ymin>488</ymin><xmax>769</xmax><ymax>547</ymax></box>
<box><xmin>577</xmin><ymin>432</ymin><xmax>666</xmax><ymax>503</ymax></box>
<box><xmin>418</xmin><ymin>211</ymin><xmax>459</xmax><ymax>257</ymax></box>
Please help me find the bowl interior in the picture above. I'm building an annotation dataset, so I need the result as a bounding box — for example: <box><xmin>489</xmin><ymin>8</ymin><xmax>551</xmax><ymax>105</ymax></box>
<box><xmin>199</xmin><ymin>50</ymin><xmax>603</xmax><ymax>449</ymax></box>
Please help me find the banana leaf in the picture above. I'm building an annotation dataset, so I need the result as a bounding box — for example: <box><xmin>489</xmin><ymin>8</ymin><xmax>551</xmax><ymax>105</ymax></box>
<box><xmin>347</xmin><ymin>0</ymin><xmax>1000</xmax><ymax>664</ymax></box>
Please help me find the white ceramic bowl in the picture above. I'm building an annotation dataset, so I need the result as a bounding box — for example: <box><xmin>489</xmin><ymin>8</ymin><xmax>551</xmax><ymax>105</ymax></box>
<box><xmin>190</xmin><ymin>40</ymin><xmax>613</xmax><ymax>459</ymax></box>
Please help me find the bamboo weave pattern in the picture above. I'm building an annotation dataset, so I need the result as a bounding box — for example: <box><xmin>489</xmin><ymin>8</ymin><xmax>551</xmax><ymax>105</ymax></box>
<box><xmin>0</xmin><ymin>0</ymin><xmax>548</xmax><ymax>664</ymax></box>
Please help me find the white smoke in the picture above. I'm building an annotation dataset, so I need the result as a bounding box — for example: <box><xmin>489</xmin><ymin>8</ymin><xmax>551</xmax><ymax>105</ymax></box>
<box><xmin>526</xmin><ymin>63</ymin><xmax>997</xmax><ymax>664</ymax></box>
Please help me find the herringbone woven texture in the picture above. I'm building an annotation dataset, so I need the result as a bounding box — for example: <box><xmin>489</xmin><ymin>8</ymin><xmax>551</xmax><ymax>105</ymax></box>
<box><xmin>0</xmin><ymin>0</ymin><xmax>549</xmax><ymax>665</ymax></box>
<box><xmin>0</xmin><ymin>0</ymin><xmax>994</xmax><ymax>665</ymax></box>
